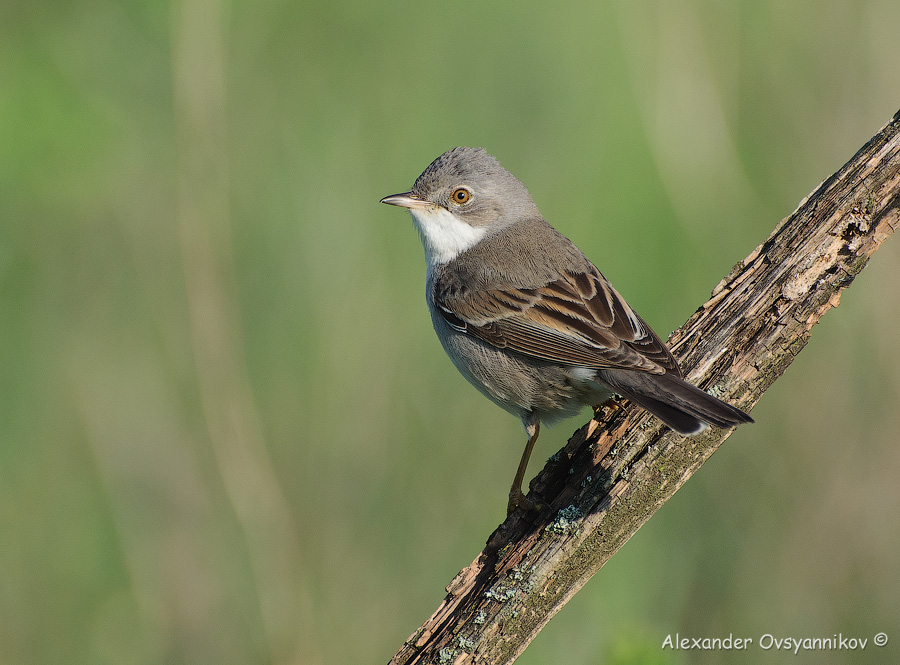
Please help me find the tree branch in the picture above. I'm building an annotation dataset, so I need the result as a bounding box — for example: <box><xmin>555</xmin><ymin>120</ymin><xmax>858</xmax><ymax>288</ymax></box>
<box><xmin>389</xmin><ymin>109</ymin><xmax>900</xmax><ymax>665</ymax></box>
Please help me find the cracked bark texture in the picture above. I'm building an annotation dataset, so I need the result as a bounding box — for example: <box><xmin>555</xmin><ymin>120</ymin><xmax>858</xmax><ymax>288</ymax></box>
<box><xmin>389</xmin><ymin>109</ymin><xmax>900</xmax><ymax>665</ymax></box>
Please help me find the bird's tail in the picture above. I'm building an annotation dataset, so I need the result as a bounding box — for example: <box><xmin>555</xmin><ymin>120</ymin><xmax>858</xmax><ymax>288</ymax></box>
<box><xmin>598</xmin><ymin>369</ymin><xmax>753</xmax><ymax>435</ymax></box>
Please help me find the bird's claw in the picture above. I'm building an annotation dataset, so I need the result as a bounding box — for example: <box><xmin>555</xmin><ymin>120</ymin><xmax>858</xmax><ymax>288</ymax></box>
<box><xmin>507</xmin><ymin>489</ymin><xmax>544</xmax><ymax>516</ymax></box>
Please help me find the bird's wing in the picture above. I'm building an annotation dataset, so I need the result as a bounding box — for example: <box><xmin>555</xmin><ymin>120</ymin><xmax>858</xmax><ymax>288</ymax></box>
<box><xmin>434</xmin><ymin>268</ymin><xmax>680</xmax><ymax>375</ymax></box>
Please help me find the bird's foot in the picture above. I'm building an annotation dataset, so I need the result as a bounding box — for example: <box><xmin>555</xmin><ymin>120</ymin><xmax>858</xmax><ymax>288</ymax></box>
<box><xmin>507</xmin><ymin>489</ymin><xmax>544</xmax><ymax>516</ymax></box>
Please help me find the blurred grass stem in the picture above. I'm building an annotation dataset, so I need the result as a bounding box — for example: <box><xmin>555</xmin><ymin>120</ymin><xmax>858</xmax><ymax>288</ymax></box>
<box><xmin>170</xmin><ymin>1</ymin><xmax>316</xmax><ymax>662</ymax></box>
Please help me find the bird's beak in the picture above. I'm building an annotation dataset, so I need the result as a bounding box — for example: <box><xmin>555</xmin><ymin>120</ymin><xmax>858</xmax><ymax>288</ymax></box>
<box><xmin>380</xmin><ymin>192</ymin><xmax>433</xmax><ymax>209</ymax></box>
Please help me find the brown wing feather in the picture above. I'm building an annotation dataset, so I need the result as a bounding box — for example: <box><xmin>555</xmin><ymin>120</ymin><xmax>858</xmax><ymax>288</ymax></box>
<box><xmin>436</xmin><ymin>267</ymin><xmax>680</xmax><ymax>375</ymax></box>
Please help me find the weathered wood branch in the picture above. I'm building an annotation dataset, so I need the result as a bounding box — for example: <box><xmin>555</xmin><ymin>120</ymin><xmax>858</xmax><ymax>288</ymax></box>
<box><xmin>389</xmin><ymin>110</ymin><xmax>900</xmax><ymax>665</ymax></box>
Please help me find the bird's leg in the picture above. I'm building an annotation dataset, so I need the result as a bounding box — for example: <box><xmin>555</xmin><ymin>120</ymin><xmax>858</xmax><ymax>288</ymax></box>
<box><xmin>507</xmin><ymin>420</ymin><xmax>541</xmax><ymax>515</ymax></box>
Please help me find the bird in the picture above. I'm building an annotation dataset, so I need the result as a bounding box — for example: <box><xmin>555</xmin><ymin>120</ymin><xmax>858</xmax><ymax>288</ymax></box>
<box><xmin>381</xmin><ymin>147</ymin><xmax>752</xmax><ymax>515</ymax></box>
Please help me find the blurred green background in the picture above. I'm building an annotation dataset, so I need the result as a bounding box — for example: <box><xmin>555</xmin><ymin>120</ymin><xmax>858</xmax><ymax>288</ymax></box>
<box><xmin>2</xmin><ymin>0</ymin><xmax>899</xmax><ymax>663</ymax></box>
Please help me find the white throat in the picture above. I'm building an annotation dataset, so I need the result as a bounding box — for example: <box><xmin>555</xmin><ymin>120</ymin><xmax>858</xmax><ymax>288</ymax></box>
<box><xmin>409</xmin><ymin>206</ymin><xmax>488</xmax><ymax>266</ymax></box>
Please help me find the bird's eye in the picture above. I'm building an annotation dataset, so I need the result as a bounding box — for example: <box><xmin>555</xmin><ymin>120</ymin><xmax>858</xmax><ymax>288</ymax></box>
<box><xmin>450</xmin><ymin>188</ymin><xmax>471</xmax><ymax>205</ymax></box>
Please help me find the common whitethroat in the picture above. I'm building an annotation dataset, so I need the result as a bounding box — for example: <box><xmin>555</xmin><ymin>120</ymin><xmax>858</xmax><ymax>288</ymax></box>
<box><xmin>382</xmin><ymin>147</ymin><xmax>752</xmax><ymax>515</ymax></box>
